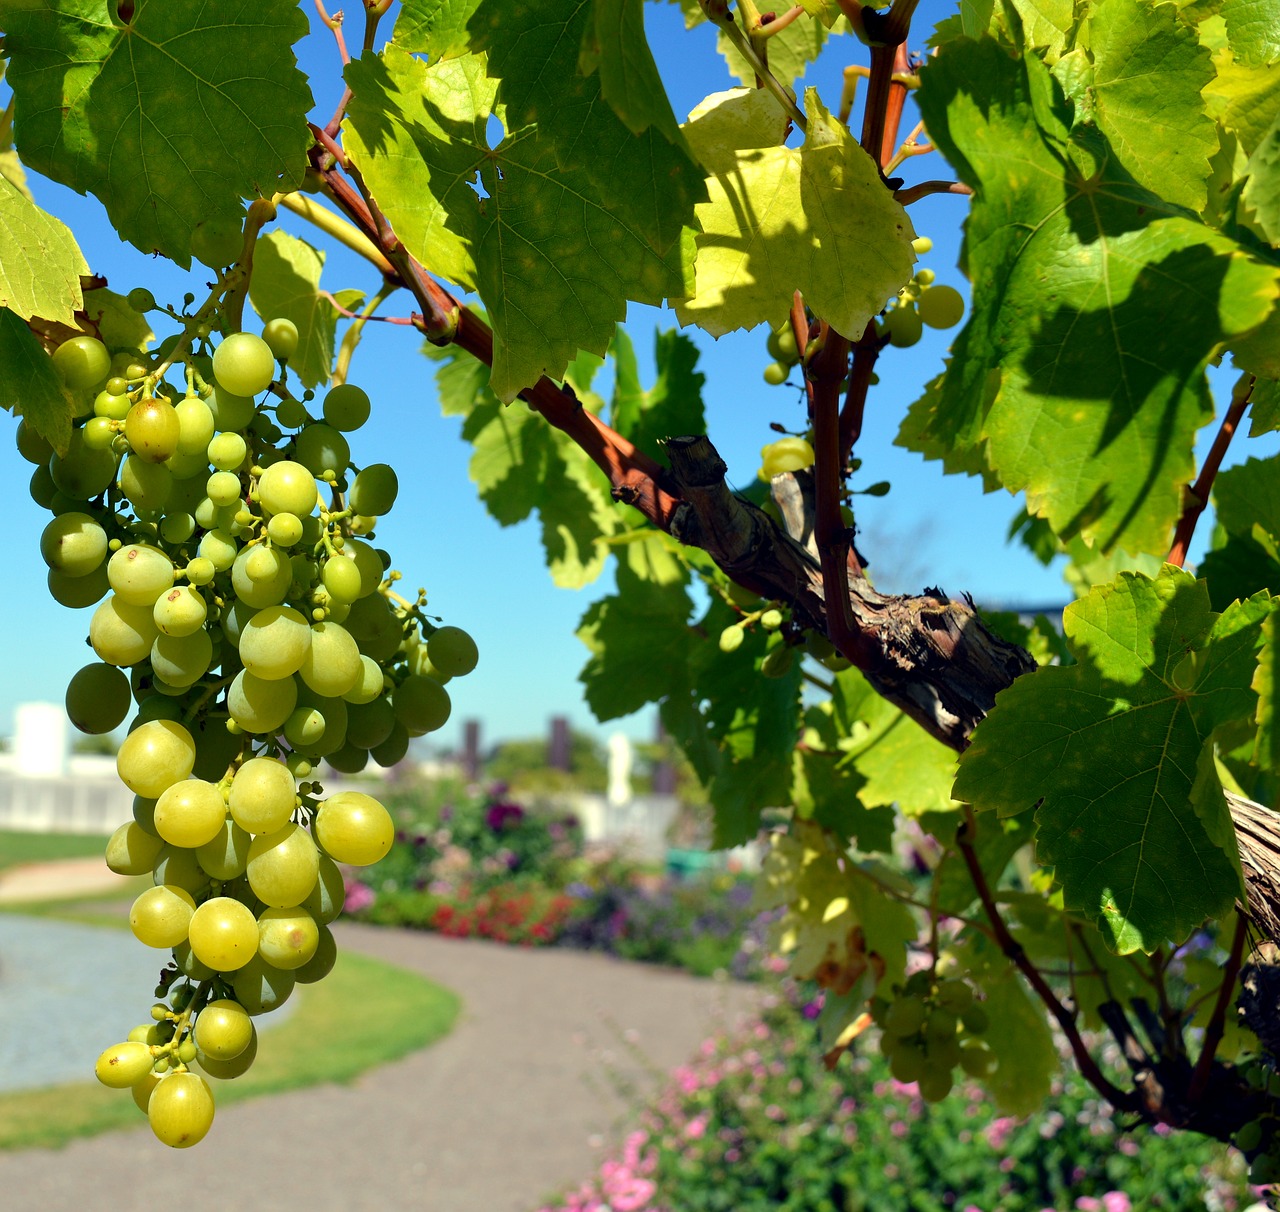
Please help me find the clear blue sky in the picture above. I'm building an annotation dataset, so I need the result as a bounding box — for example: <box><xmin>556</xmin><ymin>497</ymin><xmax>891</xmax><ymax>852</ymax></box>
<box><xmin>0</xmin><ymin>2</ymin><xmax>1269</xmax><ymax>751</ymax></box>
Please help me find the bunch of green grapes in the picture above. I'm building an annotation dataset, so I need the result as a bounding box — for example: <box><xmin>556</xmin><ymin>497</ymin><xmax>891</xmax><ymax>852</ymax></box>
<box><xmin>877</xmin><ymin>236</ymin><xmax>967</xmax><ymax>349</ymax></box>
<box><xmin>870</xmin><ymin>971</ymin><xmax>994</xmax><ymax>1103</ymax></box>
<box><xmin>762</xmin><ymin>320</ymin><xmax>801</xmax><ymax>386</ymax></box>
<box><xmin>17</xmin><ymin>266</ymin><xmax>478</xmax><ymax>1148</ymax></box>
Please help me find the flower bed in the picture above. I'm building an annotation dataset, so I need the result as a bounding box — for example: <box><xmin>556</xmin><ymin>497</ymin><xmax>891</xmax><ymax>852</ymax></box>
<box><xmin>537</xmin><ymin>987</ymin><xmax>1255</xmax><ymax>1212</ymax></box>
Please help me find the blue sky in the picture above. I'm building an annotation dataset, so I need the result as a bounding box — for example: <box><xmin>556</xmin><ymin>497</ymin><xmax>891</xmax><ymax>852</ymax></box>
<box><xmin>0</xmin><ymin>1</ymin><xmax>1269</xmax><ymax>752</ymax></box>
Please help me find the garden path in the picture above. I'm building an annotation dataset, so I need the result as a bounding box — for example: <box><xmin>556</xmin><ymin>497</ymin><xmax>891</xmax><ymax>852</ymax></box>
<box><xmin>0</xmin><ymin>920</ymin><xmax>762</xmax><ymax>1212</ymax></box>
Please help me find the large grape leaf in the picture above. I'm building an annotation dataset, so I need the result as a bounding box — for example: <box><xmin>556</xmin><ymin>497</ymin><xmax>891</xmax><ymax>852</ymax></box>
<box><xmin>345</xmin><ymin>49</ymin><xmax>691</xmax><ymax>401</ymax></box>
<box><xmin>0</xmin><ymin>175</ymin><xmax>86</xmax><ymax>323</ymax></box>
<box><xmin>0</xmin><ymin>308</ymin><xmax>75</xmax><ymax>451</ymax></box>
<box><xmin>1202</xmin><ymin>50</ymin><xmax>1280</xmax><ymax>160</ymax></box>
<box><xmin>1243</xmin><ymin>110</ymin><xmax>1280</xmax><ymax>246</ymax></box>
<box><xmin>393</xmin><ymin>0</ymin><xmax>482</xmax><ymax>60</ymax></box>
<box><xmin>3</xmin><ymin>0</ymin><xmax>312</xmax><ymax>265</ymax></box>
<box><xmin>908</xmin><ymin>37</ymin><xmax>1280</xmax><ymax>555</ymax></box>
<box><xmin>955</xmin><ymin>566</ymin><xmax>1267</xmax><ymax>953</ymax></box>
<box><xmin>717</xmin><ymin>12</ymin><xmax>829</xmax><ymax>88</ymax></box>
<box><xmin>427</xmin><ymin>340</ymin><xmax>623</xmax><ymax>586</ymax></box>
<box><xmin>1252</xmin><ymin>378</ymin><xmax>1280</xmax><ymax>438</ymax></box>
<box><xmin>674</xmin><ymin>89</ymin><xmax>915</xmax><ymax>339</ymax></box>
<box><xmin>1219</xmin><ymin>0</ymin><xmax>1280</xmax><ymax>67</ymax></box>
<box><xmin>607</xmin><ymin>326</ymin><xmax>706</xmax><ymax>466</ymax></box>
<box><xmin>577</xmin><ymin>535</ymin><xmax>696</xmax><ymax>719</ymax></box>
<box><xmin>468</xmin><ymin>0</ymin><xmax>704</xmax><ymax>257</ymax></box>
<box><xmin>1088</xmin><ymin>0</ymin><xmax>1217</xmax><ymax>213</ymax></box>
<box><xmin>1199</xmin><ymin>456</ymin><xmax>1280</xmax><ymax>612</ymax></box>
<box><xmin>248</xmin><ymin>231</ymin><xmax>357</xmax><ymax>391</ymax></box>
<box><xmin>579</xmin><ymin>0</ymin><xmax>689</xmax><ymax>150</ymax></box>
<box><xmin>682</xmin><ymin>87</ymin><xmax>791</xmax><ymax>176</ymax></box>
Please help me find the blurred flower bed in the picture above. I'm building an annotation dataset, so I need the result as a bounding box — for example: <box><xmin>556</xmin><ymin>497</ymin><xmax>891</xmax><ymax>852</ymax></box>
<box><xmin>535</xmin><ymin>984</ymin><xmax>1257</xmax><ymax>1212</ymax></box>
<box><xmin>344</xmin><ymin>784</ymin><xmax>766</xmax><ymax>977</ymax></box>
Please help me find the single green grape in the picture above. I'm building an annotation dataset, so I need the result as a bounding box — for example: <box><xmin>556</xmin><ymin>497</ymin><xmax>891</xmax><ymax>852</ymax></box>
<box><xmin>911</xmin><ymin>235</ymin><xmax>933</xmax><ymax>254</ymax></box>
<box><xmin>188</xmin><ymin>897</ymin><xmax>260</xmax><ymax>972</ymax></box>
<box><xmin>322</xmin><ymin>383</ymin><xmax>371</xmax><ymax>431</ymax></box>
<box><xmin>262</xmin><ymin>317</ymin><xmax>300</xmax><ymax>360</ymax></box>
<box><xmin>147</xmin><ymin>1071</ymin><xmax>215</xmax><ymax>1148</ymax></box>
<box><xmin>883</xmin><ymin>305</ymin><xmax>923</xmax><ymax>348</ymax></box>
<box><xmin>314</xmin><ymin>790</ymin><xmax>394</xmax><ymax>866</ymax></box>
<box><xmin>762</xmin><ymin>362</ymin><xmax>788</xmax><ymax>386</ymax></box>
<box><xmin>128</xmin><ymin>287</ymin><xmax>157</xmax><ymax>313</ymax></box>
<box><xmin>426</xmin><ymin>626</ymin><xmax>478</xmax><ymax>677</ymax></box>
<box><xmin>95</xmin><ymin>1041</ymin><xmax>154</xmax><ymax>1089</ymax></box>
<box><xmin>191</xmin><ymin>214</ymin><xmax>244</xmax><ymax>268</ymax></box>
<box><xmin>52</xmin><ymin>335</ymin><xmax>111</xmax><ymax>390</ymax></box>
<box><xmin>213</xmin><ymin>333</ymin><xmax>275</xmax><ymax>398</ymax></box>
<box><xmin>66</xmin><ymin>663</ymin><xmax>131</xmax><ymax>734</ymax></box>
<box><xmin>917</xmin><ymin>284</ymin><xmax>965</xmax><ymax>330</ymax></box>
<box><xmin>348</xmin><ymin>464</ymin><xmax>398</xmax><ymax>517</ymax></box>
<box><xmin>392</xmin><ymin>675</ymin><xmax>451</xmax><ymax>736</ymax></box>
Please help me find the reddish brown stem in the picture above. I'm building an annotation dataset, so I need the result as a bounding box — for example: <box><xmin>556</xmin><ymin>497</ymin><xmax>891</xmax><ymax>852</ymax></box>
<box><xmin>1188</xmin><ymin>913</ymin><xmax>1247</xmax><ymax>1102</ymax></box>
<box><xmin>958</xmin><ymin>809</ymin><xmax>1139</xmax><ymax>1112</ymax></box>
<box><xmin>894</xmin><ymin>180</ymin><xmax>973</xmax><ymax>205</ymax></box>
<box><xmin>809</xmin><ymin>322</ymin><xmax>857</xmax><ymax>647</ymax></box>
<box><xmin>1167</xmin><ymin>377</ymin><xmax>1254</xmax><ymax>567</ymax></box>
<box><xmin>839</xmin><ymin>319</ymin><xmax>883</xmax><ymax>463</ymax></box>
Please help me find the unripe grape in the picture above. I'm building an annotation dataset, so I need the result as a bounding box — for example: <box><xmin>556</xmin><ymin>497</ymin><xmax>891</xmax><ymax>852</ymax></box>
<box><xmin>120</xmin><ymin>455</ymin><xmax>174</xmax><ymax>511</ymax></box>
<box><xmin>959</xmin><ymin>1042</ymin><xmax>997</xmax><ymax>1078</ymax></box>
<box><xmin>426</xmin><ymin>625</ymin><xmax>478</xmax><ymax>677</ymax></box>
<box><xmin>109</xmin><ymin>544</ymin><xmax>174</xmax><ymax>606</ymax></box>
<box><xmin>52</xmin><ymin>335</ymin><xmax>111</xmax><ymax>389</ymax></box>
<box><xmin>229</xmin><ymin>757</ymin><xmax>297</xmax><ymax>834</ymax></box>
<box><xmin>151</xmin><ymin>629</ymin><xmax>213</xmax><ymax>688</ymax></box>
<box><xmin>192</xmin><ymin>213</ymin><xmax>243</xmax><ymax>267</ymax></box>
<box><xmin>393</xmin><ymin>675</ymin><xmax>451</xmax><ymax>736</ymax></box>
<box><xmin>294</xmin><ymin>924</ymin><xmax>337</xmax><ymax>984</ymax></box>
<box><xmin>911</xmin><ymin>235</ymin><xmax>933</xmax><ymax>254</ymax></box>
<box><xmin>302</xmin><ymin>855</ymin><xmax>346</xmax><ymax>924</ymax></box>
<box><xmin>719</xmin><ymin>625</ymin><xmax>744</xmax><ymax>653</ymax></box>
<box><xmin>91</xmin><ymin>595</ymin><xmax>159</xmax><ymax>665</ymax></box>
<box><xmin>125</xmin><ymin>398</ymin><xmax>181</xmax><ymax>463</ymax></box>
<box><xmin>40</xmin><ymin>512</ymin><xmax>107</xmax><ymax>578</ymax></box>
<box><xmin>47</xmin><ymin>563</ymin><xmax>109</xmax><ymax>610</ymax></box>
<box><xmin>207</xmin><ymin>430</ymin><xmax>247</xmax><ymax>472</ymax></box>
<box><xmin>228</xmin><ymin>669</ymin><xmax>298</xmax><ymax>734</ymax></box>
<box><xmin>262</xmin><ymin>317</ymin><xmax>299</xmax><ymax>360</ymax></box>
<box><xmin>66</xmin><ymin>662</ymin><xmax>131</xmax><ymax>733</ymax></box>
<box><xmin>208</xmin><ymin>383</ymin><xmax>256</xmax><ymax>431</ymax></box>
<box><xmin>50</xmin><ymin>428</ymin><xmax>117</xmax><ymax>499</ymax></box>
<box><xmin>348</xmin><ymin>464</ymin><xmax>398</xmax><ymax>517</ymax></box>
<box><xmin>326</xmin><ymin>741</ymin><xmax>369</xmax><ymax>774</ymax></box>
<box><xmin>763</xmin><ymin>362</ymin><xmax>788</xmax><ymax>386</ymax></box>
<box><xmin>885</xmin><ymin>995</ymin><xmax>927</xmax><ymax>1038</ymax></box>
<box><xmin>154</xmin><ymin>779</ymin><xmax>226</xmax><ymax>849</ymax></box>
<box><xmin>767</xmin><ymin>326</ymin><xmax>799</xmax><ymax>363</ymax></box>
<box><xmin>314</xmin><ymin>790</ymin><xmax>394</xmax><ymax>866</ymax></box>
<box><xmin>213</xmin><ymin>333</ymin><xmax>275</xmax><ymax>398</ymax></box>
<box><xmin>299</xmin><ymin>620</ymin><xmax>363</xmax><ymax>697</ymax></box>
<box><xmin>128</xmin><ymin>287</ymin><xmax>156</xmax><ymax>312</ymax></box>
<box><xmin>343</xmin><ymin>654</ymin><xmax>385</xmax><ymax>705</ymax></box>
<box><xmin>322</xmin><ymin>383</ymin><xmax>371</xmax><ymax>431</ymax></box>
<box><xmin>151</xmin><ymin>845</ymin><xmax>211</xmax><ymax>897</ymax></box>
<box><xmin>153</xmin><ymin>585</ymin><xmax>207</xmax><ymax>637</ymax></box>
<box><xmin>257</xmin><ymin>459</ymin><xmax>318</xmax><ymax>517</ymax></box>
<box><xmin>322</xmin><ymin>556</ymin><xmax>363</xmax><ymax>604</ymax></box>
<box><xmin>759</xmin><ymin>437</ymin><xmax>815</xmax><ymax>477</ymax></box>
<box><xmin>93</xmin><ymin>390</ymin><xmax>130</xmax><ymax>420</ymax></box>
<box><xmin>294</xmin><ymin>423</ymin><xmax>350</xmax><ymax>478</ymax></box>
<box><xmin>104</xmin><ymin>821</ymin><xmax>165</xmax><ymax>876</ymax></box>
<box><xmin>369</xmin><ymin>720</ymin><xmax>410</xmax><ymax>768</ymax></box>
<box><xmin>17</xmin><ymin>418</ymin><xmax>56</xmax><ymax>464</ymax></box>
<box><xmin>915</xmin><ymin>267</ymin><xmax>936</xmax><ymax>286</ymax></box>
<box><xmin>198</xmin><ymin>1024</ymin><xmax>258</xmax><ymax>1079</ymax></box>
<box><xmin>117</xmin><ymin>720</ymin><xmax>196</xmax><ymax>798</ymax></box>
<box><xmin>238</xmin><ymin>605</ymin><xmax>312</xmax><ymax>680</ymax></box>
<box><xmin>95</xmin><ymin>1041</ymin><xmax>154</xmax><ymax>1089</ymax></box>
<box><xmin>918</xmin><ymin>284</ymin><xmax>965</xmax><ymax>329</ymax></box>
<box><xmin>147</xmin><ymin>1071</ymin><xmax>215</xmax><ymax>1148</ymax></box>
<box><xmin>194</xmin><ymin>1000</ymin><xmax>254</xmax><ymax>1060</ymax></box>
<box><xmin>883</xmin><ymin>305</ymin><xmax>923</xmax><ymax>347</ymax></box>
<box><xmin>761</xmin><ymin>608</ymin><xmax>783</xmax><ymax>631</ymax></box>
<box><xmin>257</xmin><ymin>906</ymin><xmax>319</xmax><ymax>969</ymax></box>
<box><xmin>159</xmin><ymin>512</ymin><xmax>196</xmax><ymax>545</ymax></box>
<box><xmin>188</xmin><ymin>896</ymin><xmax>259</xmax><ymax>972</ymax></box>
<box><xmin>232</xmin><ymin>954</ymin><xmax>296</xmax><ymax>1016</ymax></box>
<box><xmin>917</xmin><ymin>1067</ymin><xmax>954</xmax><ymax>1104</ymax></box>
<box><xmin>198</xmin><ymin>528</ymin><xmax>238</xmax><ymax>571</ymax></box>
<box><xmin>231</xmin><ymin>545</ymin><xmax>292</xmax><ymax>609</ymax></box>
<box><xmin>130</xmin><ymin>884</ymin><xmax>197</xmax><ymax>948</ymax></box>
<box><xmin>267</xmin><ymin>513</ymin><xmax>303</xmax><ymax>546</ymax></box>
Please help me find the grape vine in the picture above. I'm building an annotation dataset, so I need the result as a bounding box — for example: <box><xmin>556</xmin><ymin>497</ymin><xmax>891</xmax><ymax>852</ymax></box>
<box><xmin>1</xmin><ymin>0</ymin><xmax>1278</xmax><ymax>1190</ymax></box>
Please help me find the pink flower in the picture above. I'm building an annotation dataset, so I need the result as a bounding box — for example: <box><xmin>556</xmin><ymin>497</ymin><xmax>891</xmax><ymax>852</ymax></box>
<box><xmin>1102</xmin><ymin>1195</ymin><xmax>1132</xmax><ymax>1212</ymax></box>
<box><xmin>1075</xmin><ymin>1199</ymin><xmax>1101</xmax><ymax>1212</ymax></box>
<box><xmin>684</xmin><ymin>1116</ymin><xmax>708</xmax><ymax>1140</ymax></box>
<box><xmin>985</xmin><ymin>1116</ymin><xmax>1019</xmax><ymax>1151</ymax></box>
<box><xmin>891</xmin><ymin>1121</ymin><xmax>909</xmax><ymax>1138</ymax></box>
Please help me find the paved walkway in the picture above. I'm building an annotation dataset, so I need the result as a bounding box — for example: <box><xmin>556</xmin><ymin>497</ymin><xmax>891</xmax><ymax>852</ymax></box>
<box><xmin>0</xmin><ymin>921</ymin><xmax>761</xmax><ymax>1212</ymax></box>
<box><xmin>0</xmin><ymin>856</ymin><xmax>130</xmax><ymax>903</ymax></box>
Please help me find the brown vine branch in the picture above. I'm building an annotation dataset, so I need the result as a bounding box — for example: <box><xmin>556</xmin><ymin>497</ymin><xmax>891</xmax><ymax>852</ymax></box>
<box><xmin>839</xmin><ymin>319</ymin><xmax>884</xmax><ymax>463</ymax></box>
<box><xmin>894</xmin><ymin>180</ymin><xmax>973</xmax><ymax>205</ymax></box>
<box><xmin>1167</xmin><ymin>373</ymin><xmax>1254</xmax><ymax>567</ymax></box>
<box><xmin>1188</xmin><ymin>912</ymin><xmax>1248</xmax><ymax>1102</ymax></box>
<box><xmin>957</xmin><ymin>809</ymin><xmax>1140</xmax><ymax>1112</ymax></box>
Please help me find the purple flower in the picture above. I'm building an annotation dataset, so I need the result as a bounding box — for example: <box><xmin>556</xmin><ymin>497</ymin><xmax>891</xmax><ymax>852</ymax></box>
<box><xmin>486</xmin><ymin>800</ymin><xmax>526</xmax><ymax>831</ymax></box>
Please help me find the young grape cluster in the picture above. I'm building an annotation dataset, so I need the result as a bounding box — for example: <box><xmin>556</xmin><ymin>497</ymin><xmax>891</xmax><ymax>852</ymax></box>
<box><xmin>870</xmin><ymin>972</ymin><xmax>994</xmax><ymax>1103</ymax></box>
<box><xmin>878</xmin><ymin>237</ymin><xmax>967</xmax><ymax>349</ymax></box>
<box><xmin>18</xmin><ymin>267</ymin><xmax>478</xmax><ymax>1148</ymax></box>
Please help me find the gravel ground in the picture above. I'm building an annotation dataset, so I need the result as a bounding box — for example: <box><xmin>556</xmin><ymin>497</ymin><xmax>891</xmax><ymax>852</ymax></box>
<box><xmin>0</xmin><ymin>921</ymin><xmax>761</xmax><ymax>1212</ymax></box>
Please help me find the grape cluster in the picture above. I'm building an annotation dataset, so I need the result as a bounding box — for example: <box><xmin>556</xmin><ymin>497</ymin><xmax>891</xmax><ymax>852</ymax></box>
<box><xmin>1234</xmin><ymin>1061</ymin><xmax>1280</xmax><ymax>1186</ymax></box>
<box><xmin>17</xmin><ymin>272</ymin><xmax>477</xmax><ymax>1147</ymax></box>
<box><xmin>878</xmin><ymin>237</ymin><xmax>967</xmax><ymax>349</ymax></box>
<box><xmin>871</xmin><ymin>972</ymin><xmax>994</xmax><ymax>1103</ymax></box>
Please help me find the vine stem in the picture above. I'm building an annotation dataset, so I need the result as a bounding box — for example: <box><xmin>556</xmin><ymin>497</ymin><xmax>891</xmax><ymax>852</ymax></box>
<box><xmin>957</xmin><ymin>807</ymin><xmax>1139</xmax><ymax>1112</ymax></box>
<box><xmin>1188</xmin><ymin>912</ymin><xmax>1248</xmax><ymax>1102</ymax></box>
<box><xmin>1167</xmin><ymin>373</ymin><xmax>1254</xmax><ymax>567</ymax></box>
<box><xmin>894</xmin><ymin>180</ymin><xmax>972</xmax><ymax>205</ymax></box>
<box><xmin>277</xmin><ymin>192</ymin><xmax>395</xmax><ymax>275</ymax></box>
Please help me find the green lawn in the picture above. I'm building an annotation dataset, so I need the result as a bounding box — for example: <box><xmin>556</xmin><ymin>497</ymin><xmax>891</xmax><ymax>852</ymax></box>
<box><xmin>0</xmin><ymin>920</ymin><xmax>460</xmax><ymax>1149</ymax></box>
<box><xmin>0</xmin><ymin>829</ymin><xmax>110</xmax><ymax>873</ymax></box>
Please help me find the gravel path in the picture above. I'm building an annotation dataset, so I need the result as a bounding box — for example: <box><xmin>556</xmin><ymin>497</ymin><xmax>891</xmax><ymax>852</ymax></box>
<box><xmin>0</xmin><ymin>922</ymin><xmax>761</xmax><ymax>1212</ymax></box>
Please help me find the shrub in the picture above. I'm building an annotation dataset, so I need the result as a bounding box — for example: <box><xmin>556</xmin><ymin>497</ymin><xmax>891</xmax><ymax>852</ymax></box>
<box><xmin>537</xmin><ymin>986</ymin><xmax>1254</xmax><ymax>1212</ymax></box>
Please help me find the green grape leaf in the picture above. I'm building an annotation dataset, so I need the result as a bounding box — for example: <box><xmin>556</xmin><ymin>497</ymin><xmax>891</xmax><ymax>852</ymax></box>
<box><xmin>0</xmin><ymin>175</ymin><xmax>87</xmax><ymax>324</ymax></box>
<box><xmin>345</xmin><ymin>48</ymin><xmax>692</xmax><ymax>402</ymax></box>
<box><xmin>974</xmin><ymin>964</ymin><xmax>1058</xmax><ymax>1115</ymax></box>
<box><xmin>577</xmin><ymin>539</ymin><xmax>697</xmax><ymax>719</ymax></box>
<box><xmin>791</xmin><ymin>749</ymin><xmax>896</xmax><ymax>853</ymax></box>
<box><xmin>3</xmin><ymin>0</ymin><xmax>312</xmax><ymax>265</ymax></box>
<box><xmin>0</xmin><ymin>308</ymin><xmax>74</xmax><ymax>452</ymax></box>
<box><xmin>960</xmin><ymin>0</ymin><xmax>997</xmax><ymax>37</ymax></box>
<box><xmin>427</xmin><ymin>341</ymin><xmax>622</xmax><ymax>586</ymax></box>
<box><xmin>1242</xmin><ymin>110</ymin><xmax>1280</xmax><ymax>245</ymax></box>
<box><xmin>718</xmin><ymin>14</ymin><xmax>828</xmax><ymax>88</ymax></box>
<box><xmin>910</xmin><ymin>38</ymin><xmax>1280</xmax><ymax>555</ymax></box>
<box><xmin>1088</xmin><ymin>0</ymin><xmax>1217</xmax><ymax>212</ymax></box>
<box><xmin>1199</xmin><ymin>456</ymin><xmax>1280</xmax><ymax>612</ymax></box>
<box><xmin>470</xmin><ymin>0</ymin><xmax>704</xmax><ymax>258</ymax></box>
<box><xmin>1006</xmin><ymin>0</ymin><xmax>1076</xmax><ymax>57</ymax></box>
<box><xmin>1251</xmin><ymin>378</ymin><xmax>1280</xmax><ymax>438</ymax></box>
<box><xmin>608</xmin><ymin>326</ymin><xmax>706</xmax><ymax>466</ymax></box>
<box><xmin>1203</xmin><ymin>53</ymin><xmax>1280</xmax><ymax>159</ymax></box>
<box><xmin>683</xmin><ymin>87</ymin><xmax>791</xmax><ymax>176</ymax></box>
<box><xmin>1257</xmin><ymin>608</ymin><xmax>1280</xmax><ymax>771</ymax></box>
<box><xmin>675</xmin><ymin>89</ymin><xmax>915</xmax><ymax>340</ymax></box>
<box><xmin>393</xmin><ymin>0</ymin><xmax>483</xmax><ymax>59</ymax></box>
<box><xmin>0</xmin><ymin>152</ymin><xmax>29</xmax><ymax>201</ymax></box>
<box><xmin>800</xmin><ymin>0</ymin><xmax>845</xmax><ymax>28</ymax></box>
<box><xmin>579</xmin><ymin>0</ymin><xmax>689</xmax><ymax>149</ymax></box>
<box><xmin>1219</xmin><ymin>0</ymin><xmax>1280</xmax><ymax>67</ymax></box>
<box><xmin>831</xmin><ymin>668</ymin><xmax>959</xmax><ymax>816</ymax></box>
<box><xmin>82</xmin><ymin>286</ymin><xmax>152</xmax><ymax>354</ymax></box>
<box><xmin>894</xmin><ymin>368</ymin><xmax>1001</xmax><ymax>490</ymax></box>
<box><xmin>1214</xmin><ymin>455</ymin><xmax>1280</xmax><ymax>542</ymax></box>
<box><xmin>248</xmin><ymin>231</ymin><xmax>353</xmax><ymax>390</ymax></box>
<box><xmin>955</xmin><ymin>566</ymin><xmax>1266</xmax><ymax>953</ymax></box>
<box><xmin>1230</xmin><ymin>308</ymin><xmax>1280</xmax><ymax>380</ymax></box>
